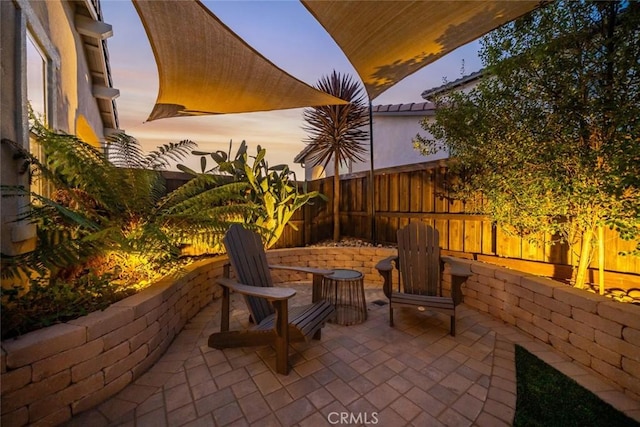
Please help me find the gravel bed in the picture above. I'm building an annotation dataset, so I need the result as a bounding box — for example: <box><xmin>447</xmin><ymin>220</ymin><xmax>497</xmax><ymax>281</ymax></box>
<box><xmin>307</xmin><ymin>237</ymin><xmax>395</xmax><ymax>248</ymax></box>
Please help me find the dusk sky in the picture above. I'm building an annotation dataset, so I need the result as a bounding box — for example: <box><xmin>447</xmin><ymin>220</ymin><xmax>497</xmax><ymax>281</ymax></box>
<box><xmin>101</xmin><ymin>1</ymin><xmax>483</xmax><ymax>176</ymax></box>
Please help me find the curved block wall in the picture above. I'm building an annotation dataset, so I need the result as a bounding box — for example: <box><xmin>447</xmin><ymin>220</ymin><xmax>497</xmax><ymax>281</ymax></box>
<box><xmin>445</xmin><ymin>258</ymin><xmax>640</xmax><ymax>399</ymax></box>
<box><xmin>2</xmin><ymin>247</ymin><xmax>638</xmax><ymax>426</ymax></box>
<box><xmin>0</xmin><ymin>258</ymin><xmax>227</xmax><ymax>426</ymax></box>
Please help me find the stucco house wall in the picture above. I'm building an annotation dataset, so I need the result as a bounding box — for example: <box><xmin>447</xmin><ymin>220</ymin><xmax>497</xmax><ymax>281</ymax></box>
<box><xmin>295</xmin><ymin>102</ymin><xmax>444</xmax><ymax>181</ymax></box>
<box><xmin>0</xmin><ymin>0</ymin><xmax>119</xmax><ymax>257</ymax></box>
<box><xmin>353</xmin><ymin>103</ymin><xmax>447</xmax><ymax>174</ymax></box>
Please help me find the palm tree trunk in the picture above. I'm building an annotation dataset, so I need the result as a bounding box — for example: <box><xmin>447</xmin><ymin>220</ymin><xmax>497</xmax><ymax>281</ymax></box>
<box><xmin>333</xmin><ymin>155</ymin><xmax>340</xmax><ymax>241</ymax></box>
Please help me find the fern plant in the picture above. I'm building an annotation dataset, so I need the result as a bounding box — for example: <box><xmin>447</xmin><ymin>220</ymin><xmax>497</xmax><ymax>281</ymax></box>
<box><xmin>0</xmin><ymin>117</ymin><xmax>252</xmax><ymax>285</ymax></box>
<box><xmin>0</xmin><ymin>118</ymin><xmax>262</xmax><ymax>337</ymax></box>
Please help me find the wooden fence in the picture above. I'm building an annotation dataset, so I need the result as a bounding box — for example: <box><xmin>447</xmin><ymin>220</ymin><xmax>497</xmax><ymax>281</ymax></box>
<box><xmin>161</xmin><ymin>163</ymin><xmax>640</xmax><ymax>287</ymax></box>
<box><xmin>283</xmin><ymin>162</ymin><xmax>639</xmax><ymax>288</ymax></box>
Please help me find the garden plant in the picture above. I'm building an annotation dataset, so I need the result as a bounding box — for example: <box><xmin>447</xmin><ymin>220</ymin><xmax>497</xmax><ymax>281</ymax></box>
<box><xmin>0</xmin><ymin>117</ymin><xmax>320</xmax><ymax>338</ymax></box>
<box><xmin>182</xmin><ymin>140</ymin><xmax>324</xmax><ymax>250</ymax></box>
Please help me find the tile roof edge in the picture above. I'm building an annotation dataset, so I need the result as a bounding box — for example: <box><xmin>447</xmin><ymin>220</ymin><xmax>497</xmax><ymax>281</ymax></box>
<box><xmin>421</xmin><ymin>69</ymin><xmax>485</xmax><ymax>100</ymax></box>
<box><xmin>372</xmin><ymin>101</ymin><xmax>435</xmax><ymax>113</ymax></box>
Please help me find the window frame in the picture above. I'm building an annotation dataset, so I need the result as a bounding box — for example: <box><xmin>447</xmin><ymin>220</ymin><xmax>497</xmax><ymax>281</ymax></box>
<box><xmin>10</xmin><ymin>1</ymin><xmax>61</xmax><ymax>244</ymax></box>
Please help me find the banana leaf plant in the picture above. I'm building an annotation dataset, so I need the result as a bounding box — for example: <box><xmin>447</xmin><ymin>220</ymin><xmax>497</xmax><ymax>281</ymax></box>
<box><xmin>181</xmin><ymin>140</ymin><xmax>325</xmax><ymax>249</ymax></box>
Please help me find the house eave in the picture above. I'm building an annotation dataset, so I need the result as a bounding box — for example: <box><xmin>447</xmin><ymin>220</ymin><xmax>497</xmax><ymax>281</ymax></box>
<box><xmin>74</xmin><ymin>0</ymin><xmax>120</xmax><ymax>131</ymax></box>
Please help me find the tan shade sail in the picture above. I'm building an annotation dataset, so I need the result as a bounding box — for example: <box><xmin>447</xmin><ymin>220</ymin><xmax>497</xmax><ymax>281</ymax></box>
<box><xmin>302</xmin><ymin>1</ymin><xmax>541</xmax><ymax>100</ymax></box>
<box><xmin>132</xmin><ymin>0</ymin><xmax>348</xmax><ymax>121</ymax></box>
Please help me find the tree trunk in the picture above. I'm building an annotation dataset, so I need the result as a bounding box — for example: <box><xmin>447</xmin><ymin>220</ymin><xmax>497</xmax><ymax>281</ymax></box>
<box><xmin>333</xmin><ymin>156</ymin><xmax>340</xmax><ymax>241</ymax></box>
<box><xmin>598</xmin><ymin>224</ymin><xmax>605</xmax><ymax>296</ymax></box>
<box><xmin>574</xmin><ymin>227</ymin><xmax>594</xmax><ymax>289</ymax></box>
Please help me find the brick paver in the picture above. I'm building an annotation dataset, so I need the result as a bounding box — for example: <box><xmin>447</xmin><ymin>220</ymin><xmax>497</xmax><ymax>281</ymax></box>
<box><xmin>65</xmin><ymin>284</ymin><xmax>640</xmax><ymax>426</ymax></box>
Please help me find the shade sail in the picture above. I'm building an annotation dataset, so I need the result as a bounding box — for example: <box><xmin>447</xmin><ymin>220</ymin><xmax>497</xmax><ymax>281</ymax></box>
<box><xmin>132</xmin><ymin>0</ymin><xmax>348</xmax><ymax>121</ymax></box>
<box><xmin>302</xmin><ymin>1</ymin><xmax>541</xmax><ymax>100</ymax></box>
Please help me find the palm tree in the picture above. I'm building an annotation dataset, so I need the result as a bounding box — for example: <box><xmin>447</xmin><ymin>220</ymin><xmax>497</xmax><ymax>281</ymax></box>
<box><xmin>302</xmin><ymin>71</ymin><xmax>369</xmax><ymax>241</ymax></box>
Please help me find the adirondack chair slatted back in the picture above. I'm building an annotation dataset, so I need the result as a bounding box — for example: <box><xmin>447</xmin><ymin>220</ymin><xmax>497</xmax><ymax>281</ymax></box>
<box><xmin>397</xmin><ymin>222</ymin><xmax>440</xmax><ymax>296</ymax></box>
<box><xmin>223</xmin><ymin>225</ymin><xmax>275</xmax><ymax>324</ymax></box>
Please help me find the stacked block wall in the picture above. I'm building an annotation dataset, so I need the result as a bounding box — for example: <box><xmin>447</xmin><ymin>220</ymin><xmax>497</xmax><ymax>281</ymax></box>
<box><xmin>2</xmin><ymin>247</ymin><xmax>638</xmax><ymax>426</ymax></box>
<box><xmin>266</xmin><ymin>247</ymin><xmax>396</xmax><ymax>288</ymax></box>
<box><xmin>444</xmin><ymin>258</ymin><xmax>640</xmax><ymax>399</ymax></box>
<box><xmin>1</xmin><ymin>258</ymin><xmax>226</xmax><ymax>426</ymax></box>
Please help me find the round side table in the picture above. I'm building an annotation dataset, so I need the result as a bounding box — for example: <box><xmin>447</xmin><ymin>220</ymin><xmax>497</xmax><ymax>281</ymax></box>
<box><xmin>321</xmin><ymin>269</ymin><xmax>367</xmax><ymax>326</ymax></box>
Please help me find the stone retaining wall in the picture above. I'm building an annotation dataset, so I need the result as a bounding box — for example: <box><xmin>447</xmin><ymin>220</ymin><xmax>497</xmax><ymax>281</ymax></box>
<box><xmin>0</xmin><ymin>258</ymin><xmax>227</xmax><ymax>427</ymax></box>
<box><xmin>265</xmin><ymin>246</ymin><xmax>396</xmax><ymax>288</ymax></box>
<box><xmin>447</xmin><ymin>258</ymin><xmax>640</xmax><ymax>399</ymax></box>
<box><xmin>2</xmin><ymin>246</ymin><xmax>638</xmax><ymax>426</ymax></box>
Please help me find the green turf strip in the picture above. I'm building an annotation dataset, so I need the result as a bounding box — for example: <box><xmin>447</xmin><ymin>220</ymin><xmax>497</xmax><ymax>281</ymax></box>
<box><xmin>514</xmin><ymin>345</ymin><xmax>639</xmax><ymax>427</ymax></box>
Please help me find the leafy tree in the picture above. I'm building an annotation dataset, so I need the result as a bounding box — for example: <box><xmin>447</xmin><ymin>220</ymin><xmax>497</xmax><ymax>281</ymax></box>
<box><xmin>415</xmin><ymin>1</ymin><xmax>640</xmax><ymax>291</ymax></box>
<box><xmin>185</xmin><ymin>140</ymin><xmax>325</xmax><ymax>249</ymax></box>
<box><xmin>302</xmin><ymin>71</ymin><xmax>370</xmax><ymax>241</ymax></box>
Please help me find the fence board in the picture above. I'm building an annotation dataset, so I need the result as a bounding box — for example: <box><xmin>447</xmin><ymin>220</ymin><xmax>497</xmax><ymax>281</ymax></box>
<box><xmin>463</xmin><ymin>220</ymin><xmax>482</xmax><ymax>253</ymax></box>
<box><xmin>410</xmin><ymin>171</ymin><xmax>423</xmax><ymax>212</ymax></box>
<box><xmin>546</xmin><ymin>235</ymin><xmax>571</xmax><ymax>266</ymax></box>
<box><xmin>482</xmin><ymin>222</ymin><xmax>495</xmax><ymax>255</ymax></box>
<box><xmin>496</xmin><ymin>229</ymin><xmax>522</xmax><ymax>259</ymax></box>
<box><xmin>389</xmin><ymin>174</ymin><xmax>400</xmax><ymax>212</ymax></box>
<box><xmin>449</xmin><ymin>219</ymin><xmax>464</xmax><ymax>252</ymax></box>
<box><xmin>422</xmin><ymin>170</ymin><xmax>434</xmax><ymax>212</ymax></box>
<box><xmin>376</xmin><ymin>174</ymin><xmax>389</xmax><ymax>244</ymax></box>
<box><xmin>607</xmin><ymin>228</ymin><xmax>640</xmax><ymax>273</ymax></box>
<box><xmin>435</xmin><ymin>219</ymin><xmax>449</xmax><ymax>250</ymax></box>
<box><xmin>434</xmin><ymin>169</ymin><xmax>447</xmax><ymax>213</ymax></box>
<box><xmin>399</xmin><ymin>173</ymin><xmax>410</xmax><ymax>212</ymax></box>
<box><xmin>362</xmin><ymin>176</ymin><xmax>370</xmax><ymax>239</ymax></box>
<box><xmin>522</xmin><ymin>234</ymin><xmax>545</xmax><ymax>262</ymax></box>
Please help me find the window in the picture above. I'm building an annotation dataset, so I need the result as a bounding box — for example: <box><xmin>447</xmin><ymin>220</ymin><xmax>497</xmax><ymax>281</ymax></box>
<box><xmin>26</xmin><ymin>33</ymin><xmax>46</xmax><ymax>120</ymax></box>
<box><xmin>26</xmin><ymin>32</ymin><xmax>49</xmax><ymax>197</ymax></box>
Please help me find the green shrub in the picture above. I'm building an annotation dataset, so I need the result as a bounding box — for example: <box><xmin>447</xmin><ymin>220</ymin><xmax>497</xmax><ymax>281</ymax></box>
<box><xmin>183</xmin><ymin>140</ymin><xmax>325</xmax><ymax>249</ymax></box>
<box><xmin>1</xmin><ymin>274</ymin><xmax>134</xmax><ymax>339</ymax></box>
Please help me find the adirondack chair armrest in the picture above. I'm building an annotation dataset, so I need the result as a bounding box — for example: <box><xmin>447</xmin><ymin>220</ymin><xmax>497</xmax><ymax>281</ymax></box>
<box><xmin>441</xmin><ymin>256</ymin><xmax>473</xmax><ymax>277</ymax></box>
<box><xmin>216</xmin><ymin>277</ymin><xmax>296</xmax><ymax>301</ymax></box>
<box><xmin>268</xmin><ymin>264</ymin><xmax>334</xmax><ymax>303</ymax></box>
<box><xmin>268</xmin><ymin>264</ymin><xmax>333</xmax><ymax>276</ymax></box>
<box><xmin>441</xmin><ymin>256</ymin><xmax>473</xmax><ymax>305</ymax></box>
<box><xmin>376</xmin><ymin>256</ymin><xmax>398</xmax><ymax>299</ymax></box>
<box><xmin>375</xmin><ymin>256</ymin><xmax>397</xmax><ymax>273</ymax></box>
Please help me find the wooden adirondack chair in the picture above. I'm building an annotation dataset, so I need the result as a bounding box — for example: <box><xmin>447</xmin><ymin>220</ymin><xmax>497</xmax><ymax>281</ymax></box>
<box><xmin>208</xmin><ymin>224</ymin><xmax>335</xmax><ymax>374</ymax></box>
<box><xmin>375</xmin><ymin>222</ymin><xmax>472</xmax><ymax>336</ymax></box>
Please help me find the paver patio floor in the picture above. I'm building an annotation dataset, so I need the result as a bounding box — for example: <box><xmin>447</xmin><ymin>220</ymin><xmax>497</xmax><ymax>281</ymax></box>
<box><xmin>66</xmin><ymin>283</ymin><xmax>640</xmax><ymax>426</ymax></box>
